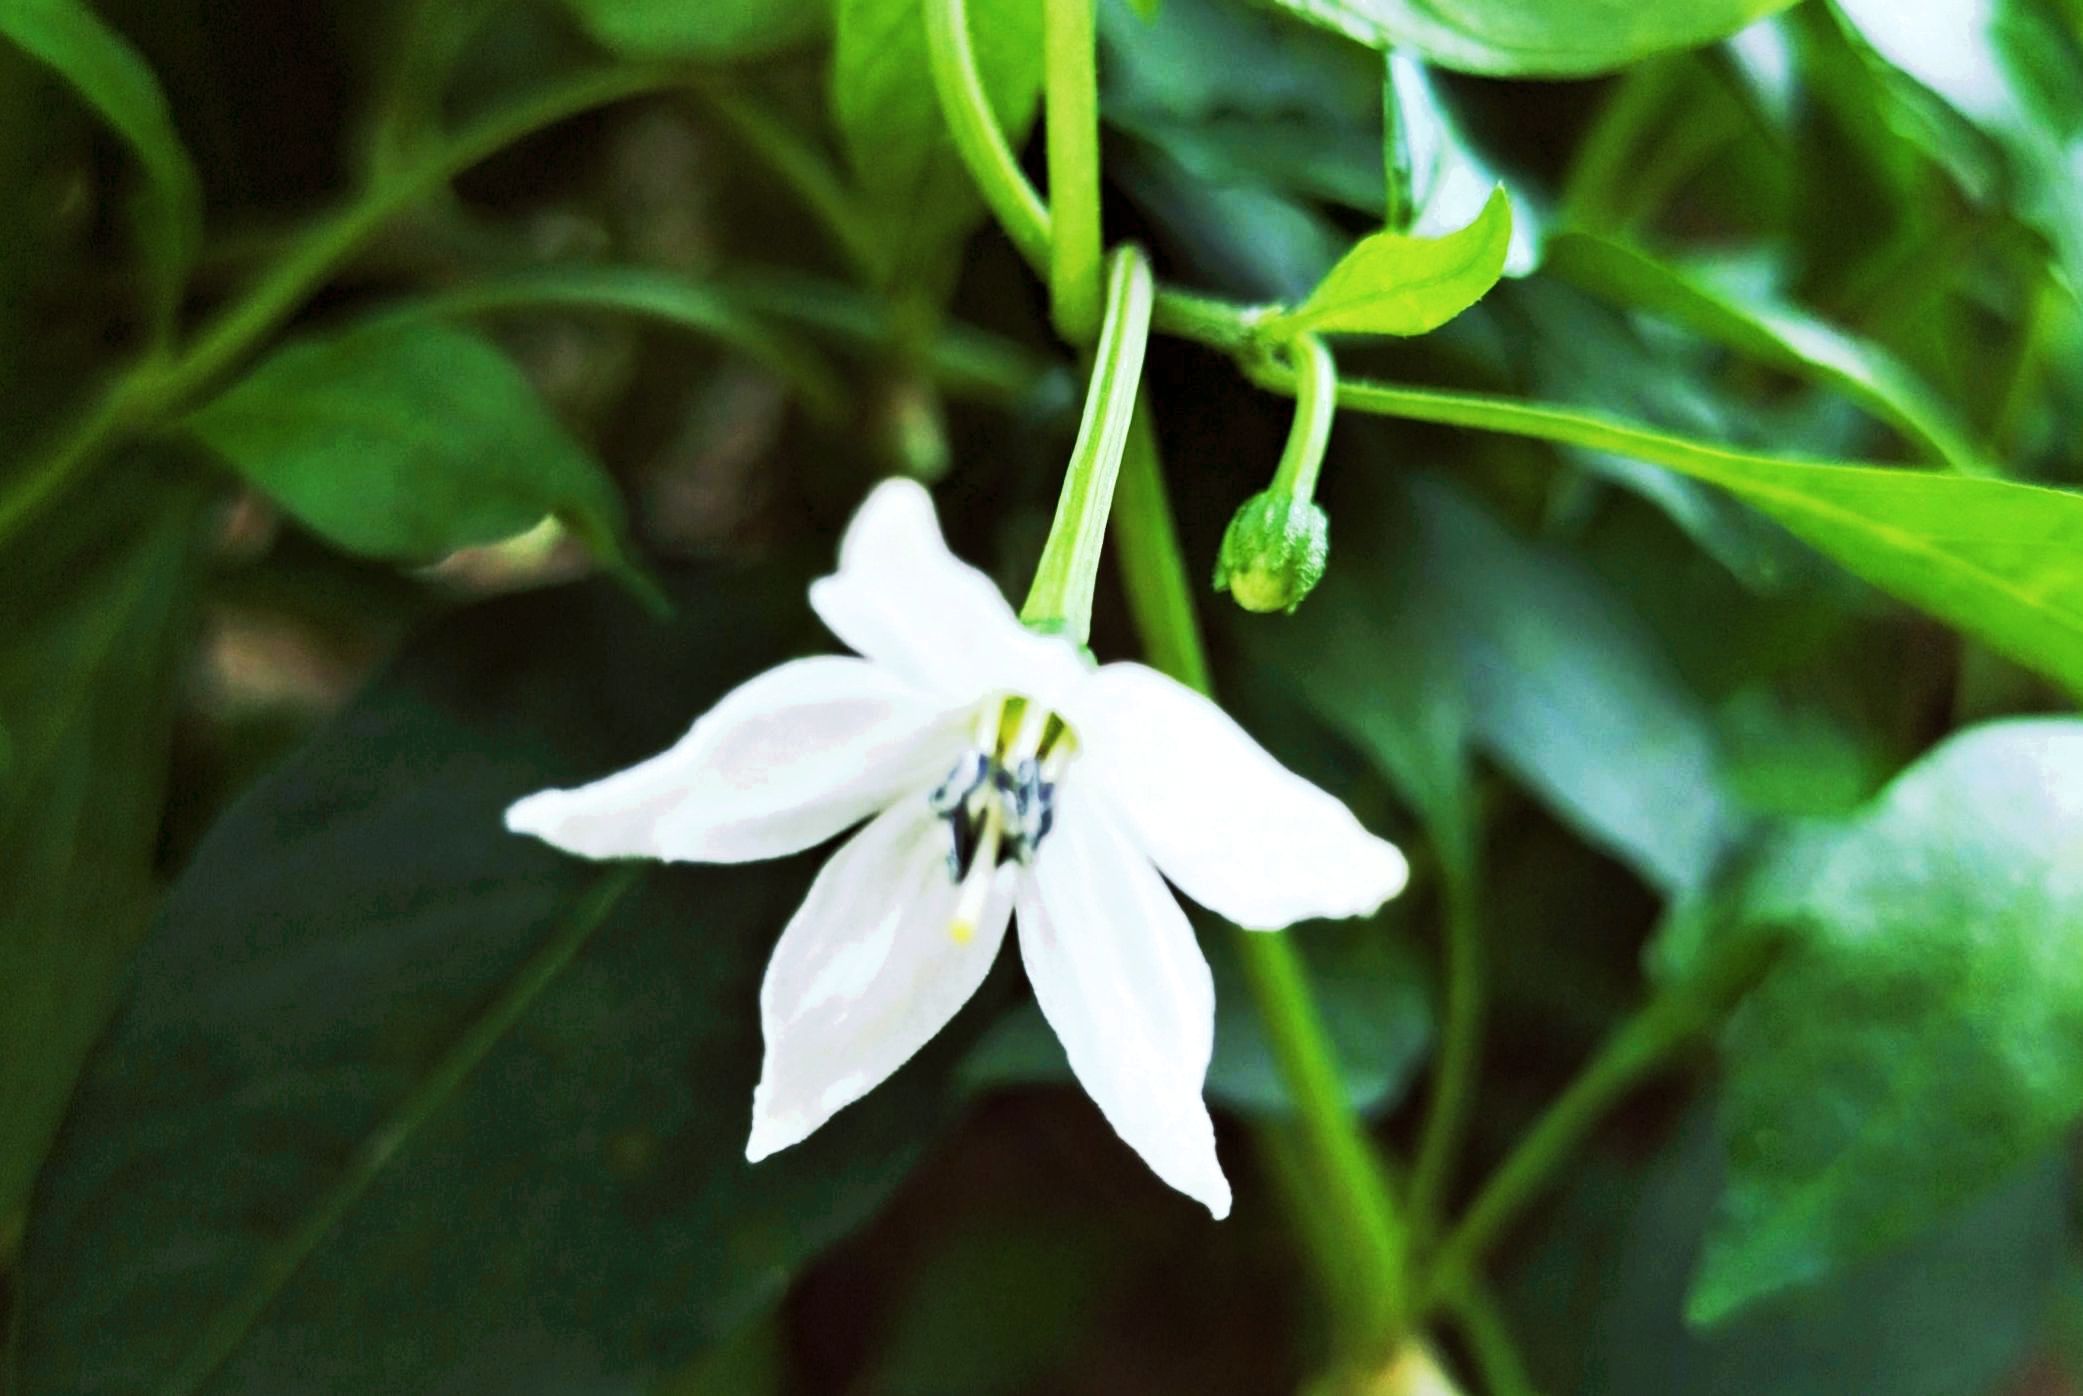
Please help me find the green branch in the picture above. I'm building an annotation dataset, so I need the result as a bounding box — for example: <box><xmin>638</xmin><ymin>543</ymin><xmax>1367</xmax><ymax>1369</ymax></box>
<box><xmin>922</xmin><ymin>0</ymin><xmax>1052</xmax><ymax>272</ymax></box>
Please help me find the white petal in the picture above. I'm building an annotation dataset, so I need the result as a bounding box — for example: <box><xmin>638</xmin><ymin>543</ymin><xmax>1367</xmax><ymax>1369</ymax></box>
<box><xmin>1018</xmin><ymin>780</ymin><xmax>1231</xmax><ymax>1218</ymax></box>
<box><xmin>809</xmin><ymin>478</ymin><xmax>1091</xmax><ymax>710</ymax></box>
<box><xmin>748</xmin><ymin>801</ymin><xmax>1012</xmax><ymax>1159</ymax></box>
<box><xmin>506</xmin><ymin>655</ymin><xmax>961</xmax><ymax>864</ymax></box>
<box><xmin>1075</xmin><ymin>662</ymin><xmax>1409</xmax><ymax>930</ymax></box>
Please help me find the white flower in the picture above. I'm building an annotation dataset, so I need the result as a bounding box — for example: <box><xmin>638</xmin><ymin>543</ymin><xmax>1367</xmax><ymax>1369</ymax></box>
<box><xmin>506</xmin><ymin>479</ymin><xmax>1407</xmax><ymax>1217</ymax></box>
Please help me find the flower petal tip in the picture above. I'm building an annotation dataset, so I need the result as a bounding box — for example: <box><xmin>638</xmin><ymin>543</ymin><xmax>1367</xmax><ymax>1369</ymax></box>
<box><xmin>743</xmin><ymin>1112</ymin><xmax>798</xmax><ymax>1164</ymax></box>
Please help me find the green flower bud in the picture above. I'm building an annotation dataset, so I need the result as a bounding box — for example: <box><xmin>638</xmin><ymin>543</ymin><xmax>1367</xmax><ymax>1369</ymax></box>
<box><xmin>1212</xmin><ymin>489</ymin><xmax>1329</xmax><ymax>614</ymax></box>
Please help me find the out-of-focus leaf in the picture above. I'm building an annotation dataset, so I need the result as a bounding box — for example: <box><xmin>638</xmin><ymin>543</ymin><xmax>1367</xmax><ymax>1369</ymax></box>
<box><xmin>1252</xmin><ymin>0</ymin><xmax>1800</xmax><ymax>77</ymax></box>
<box><xmin>0</xmin><ymin>0</ymin><xmax>200</xmax><ymax>326</ymax></box>
<box><xmin>1691</xmin><ymin>719</ymin><xmax>2083</xmax><ymax>1322</ymax></box>
<box><xmin>1544</xmin><ymin>232</ymin><xmax>1994</xmax><ymax>476</ymax></box>
<box><xmin>0</xmin><ymin>467</ymin><xmax>204</xmax><ymax>1254</ymax></box>
<box><xmin>1511</xmin><ymin>1106</ymin><xmax>2069</xmax><ymax>1396</ymax></box>
<box><xmin>1337</xmin><ymin>379</ymin><xmax>2083</xmax><ymax>701</ymax></box>
<box><xmin>183</xmin><ymin>318</ymin><xmax>635</xmax><ymax>570</ymax></box>
<box><xmin>1404</xmin><ymin>477</ymin><xmax>1745</xmax><ymax>895</ymax></box>
<box><xmin>963</xmin><ymin>917</ymin><xmax>1432</xmax><ymax>1119</ymax></box>
<box><xmin>1266</xmin><ymin>185</ymin><xmax>1511</xmax><ymax>338</ymax></box>
<box><xmin>559</xmin><ymin>0</ymin><xmax>826</xmax><ymax>59</ymax></box>
<box><xmin>832</xmin><ymin>0</ymin><xmax>1043</xmax><ymax>297</ymax></box>
<box><xmin>18</xmin><ymin>568</ymin><xmax>979</xmax><ymax>1393</ymax></box>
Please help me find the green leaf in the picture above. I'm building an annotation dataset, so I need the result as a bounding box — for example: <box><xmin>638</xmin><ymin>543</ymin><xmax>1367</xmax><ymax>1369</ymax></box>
<box><xmin>0</xmin><ymin>467</ymin><xmax>203</xmax><ymax>1257</ymax></box>
<box><xmin>1692</xmin><ymin>719</ymin><xmax>2083</xmax><ymax>1322</ymax></box>
<box><xmin>18</xmin><ymin>569</ymin><xmax>978</xmax><ymax>1392</ymax></box>
<box><xmin>963</xmin><ymin>918</ymin><xmax>1432</xmax><ymax>1119</ymax></box>
<box><xmin>1513</xmin><ymin>1106</ymin><xmax>2070</xmax><ymax>1396</ymax></box>
<box><xmin>1329</xmin><ymin>378</ymin><xmax>2083</xmax><ymax>702</ymax></box>
<box><xmin>832</xmin><ymin>0</ymin><xmax>1044</xmax><ymax>297</ymax></box>
<box><xmin>559</xmin><ymin>0</ymin><xmax>827</xmax><ymax>58</ymax></box>
<box><xmin>0</xmin><ymin>0</ymin><xmax>201</xmax><ymax>327</ymax></box>
<box><xmin>1402</xmin><ymin>478</ymin><xmax>1746</xmax><ymax>894</ymax></box>
<box><xmin>183</xmin><ymin>318</ymin><xmax>635</xmax><ymax>570</ymax></box>
<box><xmin>1544</xmin><ymin>232</ymin><xmax>1995</xmax><ymax>477</ymax></box>
<box><xmin>1266</xmin><ymin>185</ymin><xmax>1511</xmax><ymax>339</ymax></box>
<box><xmin>1255</xmin><ymin>0</ymin><xmax>1800</xmax><ymax>76</ymax></box>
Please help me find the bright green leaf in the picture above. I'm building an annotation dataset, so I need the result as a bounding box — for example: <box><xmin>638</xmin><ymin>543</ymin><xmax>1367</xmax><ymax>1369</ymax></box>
<box><xmin>17</xmin><ymin>569</ymin><xmax>976</xmax><ymax>1392</ymax></box>
<box><xmin>0</xmin><ymin>468</ymin><xmax>202</xmax><ymax>1256</ymax></box>
<box><xmin>559</xmin><ymin>0</ymin><xmax>827</xmax><ymax>58</ymax></box>
<box><xmin>0</xmin><ymin>0</ymin><xmax>201</xmax><ymax>327</ymax></box>
<box><xmin>1692</xmin><ymin>719</ymin><xmax>2083</xmax><ymax>1322</ymax></box>
<box><xmin>1267</xmin><ymin>185</ymin><xmax>1511</xmax><ymax>338</ymax></box>
<box><xmin>183</xmin><ymin>318</ymin><xmax>634</xmax><ymax>569</ymax></box>
<box><xmin>833</xmin><ymin>0</ymin><xmax>1044</xmax><ymax>297</ymax></box>
<box><xmin>1329</xmin><ymin>379</ymin><xmax>2083</xmax><ymax>701</ymax></box>
<box><xmin>1545</xmin><ymin>232</ymin><xmax>1995</xmax><ymax>476</ymax></box>
<box><xmin>1255</xmin><ymin>0</ymin><xmax>1799</xmax><ymax>76</ymax></box>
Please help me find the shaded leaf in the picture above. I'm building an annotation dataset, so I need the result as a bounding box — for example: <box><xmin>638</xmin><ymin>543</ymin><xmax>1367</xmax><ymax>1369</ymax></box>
<box><xmin>1255</xmin><ymin>0</ymin><xmax>1800</xmax><ymax>77</ymax></box>
<box><xmin>1694</xmin><ymin>719</ymin><xmax>2083</xmax><ymax>1321</ymax></box>
<box><xmin>183</xmin><ymin>318</ymin><xmax>634</xmax><ymax>570</ymax></box>
<box><xmin>560</xmin><ymin>0</ymin><xmax>827</xmax><ymax>59</ymax></box>
<box><xmin>1267</xmin><ymin>185</ymin><xmax>1511</xmax><ymax>338</ymax></box>
<box><xmin>0</xmin><ymin>0</ymin><xmax>200</xmax><ymax>326</ymax></box>
<box><xmin>19</xmin><ymin>568</ymin><xmax>979</xmax><ymax>1393</ymax></box>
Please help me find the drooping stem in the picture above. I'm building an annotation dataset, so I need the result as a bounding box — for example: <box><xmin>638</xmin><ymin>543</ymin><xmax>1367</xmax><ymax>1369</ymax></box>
<box><xmin>1112</xmin><ymin>410</ymin><xmax>1413</xmax><ymax>1351</ymax></box>
<box><xmin>1407</xmin><ymin>851</ymin><xmax>1482</xmax><ymax>1238</ymax></box>
<box><xmin>922</xmin><ymin>0</ymin><xmax>1052</xmax><ymax>273</ymax></box>
<box><xmin>1421</xmin><ymin>932</ymin><xmax>1780</xmax><ymax>1308</ymax></box>
<box><xmin>1020</xmin><ymin>245</ymin><xmax>1153</xmax><ymax>643</ymax></box>
<box><xmin>1270</xmin><ymin>333</ymin><xmax>1337</xmax><ymax>500</ymax></box>
<box><xmin>1042</xmin><ymin>0</ymin><xmax>1104</xmax><ymax>344</ymax></box>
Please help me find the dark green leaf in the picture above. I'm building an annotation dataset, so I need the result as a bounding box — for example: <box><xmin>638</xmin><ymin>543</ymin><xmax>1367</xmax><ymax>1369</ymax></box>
<box><xmin>0</xmin><ymin>468</ymin><xmax>204</xmax><ymax>1252</ymax></box>
<box><xmin>183</xmin><ymin>318</ymin><xmax>634</xmax><ymax>569</ymax></box>
<box><xmin>1266</xmin><ymin>185</ymin><xmax>1511</xmax><ymax>338</ymax></box>
<box><xmin>18</xmin><ymin>569</ymin><xmax>977</xmax><ymax>1393</ymax></box>
<box><xmin>1694</xmin><ymin>719</ymin><xmax>2083</xmax><ymax>1321</ymax></box>
<box><xmin>1403</xmin><ymin>478</ymin><xmax>1746</xmax><ymax>894</ymax></box>
<box><xmin>1255</xmin><ymin>0</ymin><xmax>1800</xmax><ymax>77</ymax></box>
<box><xmin>1544</xmin><ymin>232</ymin><xmax>1995</xmax><ymax>476</ymax></box>
<box><xmin>832</xmin><ymin>0</ymin><xmax>1044</xmax><ymax>297</ymax></box>
<box><xmin>0</xmin><ymin>0</ymin><xmax>201</xmax><ymax>326</ymax></box>
<box><xmin>559</xmin><ymin>0</ymin><xmax>827</xmax><ymax>58</ymax></box>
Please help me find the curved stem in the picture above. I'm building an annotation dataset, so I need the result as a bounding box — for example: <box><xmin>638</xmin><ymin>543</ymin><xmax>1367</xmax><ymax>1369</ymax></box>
<box><xmin>1270</xmin><ymin>333</ymin><xmax>1336</xmax><ymax>500</ymax></box>
<box><xmin>1020</xmin><ymin>245</ymin><xmax>1153</xmax><ymax>642</ymax></box>
<box><xmin>1407</xmin><ymin>855</ymin><xmax>1481</xmax><ymax>1239</ymax></box>
<box><xmin>922</xmin><ymin>0</ymin><xmax>1052</xmax><ymax>272</ymax></box>
<box><xmin>1422</xmin><ymin>934</ymin><xmax>1778</xmax><ymax>1308</ymax></box>
<box><xmin>1111</xmin><ymin>407</ymin><xmax>1412</xmax><ymax>1352</ymax></box>
<box><xmin>1042</xmin><ymin>0</ymin><xmax>1103</xmax><ymax>343</ymax></box>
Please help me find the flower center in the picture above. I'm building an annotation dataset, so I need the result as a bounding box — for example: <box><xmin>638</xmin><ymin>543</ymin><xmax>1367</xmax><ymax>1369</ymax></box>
<box><xmin>927</xmin><ymin>696</ymin><xmax>1076</xmax><ymax>941</ymax></box>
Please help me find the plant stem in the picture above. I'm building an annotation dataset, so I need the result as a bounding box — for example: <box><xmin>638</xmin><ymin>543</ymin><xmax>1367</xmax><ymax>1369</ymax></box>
<box><xmin>1111</xmin><ymin>407</ymin><xmax>1412</xmax><ymax>1352</ymax></box>
<box><xmin>922</xmin><ymin>0</ymin><xmax>1052</xmax><ymax>273</ymax></box>
<box><xmin>1421</xmin><ymin>934</ymin><xmax>1778</xmax><ymax>1308</ymax></box>
<box><xmin>1443</xmin><ymin>1284</ymin><xmax>1541</xmax><ymax>1396</ymax></box>
<box><xmin>1407</xmin><ymin>853</ymin><xmax>1481</xmax><ymax>1239</ymax></box>
<box><xmin>1270</xmin><ymin>333</ymin><xmax>1336</xmax><ymax>500</ymax></box>
<box><xmin>1042</xmin><ymin>0</ymin><xmax>1103</xmax><ymax>344</ymax></box>
<box><xmin>1020</xmin><ymin>245</ymin><xmax>1153</xmax><ymax>642</ymax></box>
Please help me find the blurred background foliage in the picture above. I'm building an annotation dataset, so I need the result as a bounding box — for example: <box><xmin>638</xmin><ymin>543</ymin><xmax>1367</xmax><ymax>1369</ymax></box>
<box><xmin>3</xmin><ymin>0</ymin><xmax>2083</xmax><ymax>1391</ymax></box>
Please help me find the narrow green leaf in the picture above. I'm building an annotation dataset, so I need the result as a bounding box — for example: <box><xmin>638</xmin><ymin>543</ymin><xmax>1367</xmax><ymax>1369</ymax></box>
<box><xmin>0</xmin><ymin>0</ymin><xmax>201</xmax><ymax>326</ymax></box>
<box><xmin>1544</xmin><ymin>232</ymin><xmax>1995</xmax><ymax>476</ymax></box>
<box><xmin>1254</xmin><ymin>0</ymin><xmax>1799</xmax><ymax>77</ymax></box>
<box><xmin>0</xmin><ymin>467</ymin><xmax>203</xmax><ymax>1254</ymax></box>
<box><xmin>832</xmin><ymin>0</ymin><xmax>1044</xmax><ymax>297</ymax></box>
<box><xmin>183</xmin><ymin>318</ymin><xmax>634</xmax><ymax>569</ymax></box>
<box><xmin>1268</xmin><ymin>184</ymin><xmax>1510</xmax><ymax>338</ymax></box>
<box><xmin>18</xmin><ymin>569</ymin><xmax>978</xmax><ymax>1392</ymax></box>
<box><xmin>1692</xmin><ymin>719</ymin><xmax>2083</xmax><ymax>1322</ymax></box>
<box><xmin>1324</xmin><ymin>378</ymin><xmax>2083</xmax><ymax>701</ymax></box>
<box><xmin>559</xmin><ymin>0</ymin><xmax>827</xmax><ymax>58</ymax></box>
